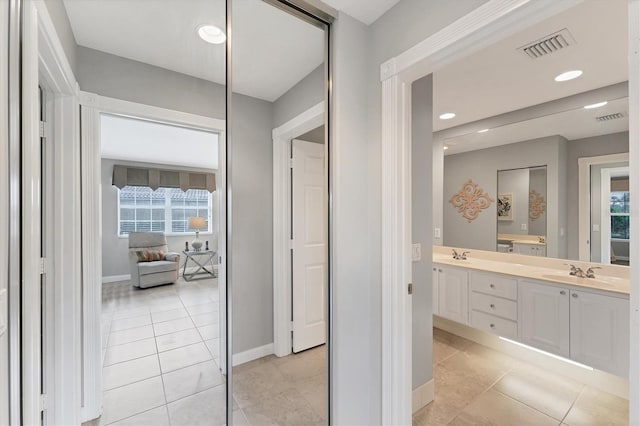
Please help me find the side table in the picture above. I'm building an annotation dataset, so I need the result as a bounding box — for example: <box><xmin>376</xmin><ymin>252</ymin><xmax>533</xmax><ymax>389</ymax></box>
<box><xmin>182</xmin><ymin>250</ymin><xmax>217</xmax><ymax>281</ymax></box>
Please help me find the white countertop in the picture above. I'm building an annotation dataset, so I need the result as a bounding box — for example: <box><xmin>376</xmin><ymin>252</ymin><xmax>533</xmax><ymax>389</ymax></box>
<box><xmin>433</xmin><ymin>246</ymin><xmax>629</xmax><ymax>296</ymax></box>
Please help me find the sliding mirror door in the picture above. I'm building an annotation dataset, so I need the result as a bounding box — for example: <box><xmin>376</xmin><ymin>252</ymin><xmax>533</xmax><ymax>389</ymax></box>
<box><xmin>229</xmin><ymin>0</ymin><xmax>330</xmax><ymax>424</ymax></box>
<box><xmin>51</xmin><ymin>1</ymin><xmax>229</xmax><ymax>424</ymax></box>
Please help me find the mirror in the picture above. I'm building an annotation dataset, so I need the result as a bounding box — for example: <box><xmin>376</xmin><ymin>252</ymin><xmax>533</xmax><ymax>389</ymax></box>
<box><xmin>435</xmin><ymin>0</ymin><xmax>629</xmax><ymax>266</ymax></box>
<box><xmin>497</xmin><ymin>166</ymin><xmax>547</xmax><ymax>255</ymax></box>
<box><xmin>231</xmin><ymin>1</ymin><xmax>328</xmax><ymax>424</ymax></box>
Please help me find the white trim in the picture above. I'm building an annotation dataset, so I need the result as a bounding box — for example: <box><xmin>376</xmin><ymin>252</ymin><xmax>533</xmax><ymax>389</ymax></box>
<box><xmin>412</xmin><ymin>379</ymin><xmax>434</xmax><ymax>414</ymax></box>
<box><xmin>272</xmin><ymin>102</ymin><xmax>324</xmax><ymax>358</ymax></box>
<box><xmin>79</xmin><ymin>91</ymin><xmax>225</xmax><ymax>133</ymax></box>
<box><xmin>628</xmin><ymin>3</ymin><xmax>640</xmax><ymax>422</ymax></box>
<box><xmin>101</xmin><ymin>275</ymin><xmax>131</xmax><ymax>284</ymax></box>
<box><xmin>232</xmin><ymin>343</ymin><xmax>274</xmax><ymax>367</ymax></box>
<box><xmin>601</xmin><ymin>166</ymin><xmax>630</xmax><ymax>265</ymax></box>
<box><xmin>379</xmin><ymin>0</ymin><xmax>631</xmax><ymax>423</ymax></box>
<box><xmin>577</xmin><ymin>153</ymin><xmax>629</xmax><ymax>261</ymax></box>
<box><xmin>21</xmin><ymin>2</ymin><xmax>41</xmax><ymax>424</ymax></box>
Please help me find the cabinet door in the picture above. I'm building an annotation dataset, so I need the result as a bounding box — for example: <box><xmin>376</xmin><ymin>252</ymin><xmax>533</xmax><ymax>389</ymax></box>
<box><xmin>438</xmin><ymin>267</ymin><xmax>468</xmax><ymax>324</ymax></box>
<box><xmin>432</xmin><ymin>266</ymin><xmax>439</xmax><ymax>316</ymax></box>
<box><xmin>570</xmin><ymin>290</ymin><xmax>629</xmax><ymax>377</ymax></box>
<box><xmin>518</xmin><ymin>280</ymin><xmax>570</xmax><ymax>357</ymax></box>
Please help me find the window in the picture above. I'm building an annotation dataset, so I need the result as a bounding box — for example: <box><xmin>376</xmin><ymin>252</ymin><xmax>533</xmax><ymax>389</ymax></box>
<box><xmin>118</xmin><ymin>186</ymin><xmax>212</xmax><ymax>236</ymax></box>
<box><xmin>610</xmin><ymin>191</ymin><xmax>630</xmax><ymax>240</ymax></box>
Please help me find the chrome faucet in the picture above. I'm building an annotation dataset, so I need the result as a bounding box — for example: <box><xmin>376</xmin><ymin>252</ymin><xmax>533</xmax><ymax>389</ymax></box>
<box><xmin>452</xmin><ymin>249</ymin><xmax>469</xmax><ymax>260</ymax></box>
<box><xmin>586</xmin><ymin>266</ymin><xmax>601</xmax><ymax>279</ymax></box>
<box><xmin>567</xmin><ymin>264</ymin><xmax>587</xmax><ymax>278</ymax></box>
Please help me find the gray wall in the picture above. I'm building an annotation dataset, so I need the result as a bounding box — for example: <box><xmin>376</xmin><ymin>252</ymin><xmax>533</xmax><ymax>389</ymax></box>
<box><xmin>566</xmin><ymin>132</ymin><xmax>629</xmax><ymax>259</ymax></box>
<box><xmin>411</xmin><ymin>74</ymin><xmax>434</xmax><ymax>390</ymax></box>
<box><xmin>43</xmin><ymin>0</ymin><xmax>78</xmax><ymax>76</ymax></box>
<box><xmin>298</xmin><ymin>125</ymin><xmax>324</xmax><ymax>144</ymax></box>
<box><xmin>443</xmin><ymin>136</ymin><xmax>568</xmax><ymax>257</ymax></box>
<box><xmin>78</xmin><ymin>47</ymin><xmax>275</xmax><ymax>354</ymax></box>
<box><xmin>529</xmin><ymin>167</ymin><xmax>547</xmax><ymax>236</ymax></box>
<box><xmin>273</xmin><ymin>64</ymin><xmax>324</xmax><ymax>128</ymax></box>
<box><xmin>101</xmin><ymin>159</ymin><xmax>218</xmax><ymax>277</ymax></box>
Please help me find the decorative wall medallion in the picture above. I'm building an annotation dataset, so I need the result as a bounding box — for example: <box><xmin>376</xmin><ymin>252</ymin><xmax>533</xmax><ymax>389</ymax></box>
<box><xmin>497</xmin><ymin>193</ymin><xmax>513</xmax><ymax>221</ymax></box>
<box><xmin>449</xmin><ymin>179</ymin><xmax>494</xmax><ymax>222</ymax></box>
<box><xmin>529</xmin><ymin>189</ymin><xmax>546</xmax><ymax>220</ymax></box>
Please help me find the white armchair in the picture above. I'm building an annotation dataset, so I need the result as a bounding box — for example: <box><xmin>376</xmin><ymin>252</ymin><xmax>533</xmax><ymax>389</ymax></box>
<box><xmin>128</xmin><ymin>232</ymin><xmax>180</xmax><ymax>288</ymax></box>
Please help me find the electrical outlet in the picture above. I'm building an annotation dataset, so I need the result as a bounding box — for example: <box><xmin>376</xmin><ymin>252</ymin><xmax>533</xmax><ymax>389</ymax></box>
<box><xmin>434</xmin><ymin>227</ymin><xmax>441</xmax><ymax>239</ymax></box>
<box><xmin>521</xmin><ymin>223</ymin><xmax>527</xmax><ymax>231</ymax></box>
<box><xmin>412</xmin><ymin>243</ymin><xmax>422</xmax><ymax>261</ymax></box>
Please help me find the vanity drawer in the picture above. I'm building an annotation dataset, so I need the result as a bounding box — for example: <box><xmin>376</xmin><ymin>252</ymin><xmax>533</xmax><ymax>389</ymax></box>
<box><xmin>471</xmin><ymin>310</ymin><xmax>517</xmax><ymax>339</ymax></box>
<box><xmin>470</xmin><ymin>272</ymin><xmax>517</xmax><ymax>300</ymax></box>
<box><xmin>470</xmin><ymin>291</ymin><xmax>517</xmax><ymax>321</ymax></box>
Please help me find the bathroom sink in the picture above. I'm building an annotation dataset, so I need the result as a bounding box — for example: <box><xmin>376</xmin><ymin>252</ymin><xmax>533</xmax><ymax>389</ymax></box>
<box><xmin>540</xmin><ymin>274</ymin><xmax>625</xmax><ymax>288</ymax></box>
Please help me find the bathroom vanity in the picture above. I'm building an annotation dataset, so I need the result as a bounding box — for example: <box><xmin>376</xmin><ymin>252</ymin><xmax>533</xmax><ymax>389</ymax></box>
<box><xmin>432</xmin><ymin>246</ymin><xmax>629</xmax><ymax>377</ymax></box>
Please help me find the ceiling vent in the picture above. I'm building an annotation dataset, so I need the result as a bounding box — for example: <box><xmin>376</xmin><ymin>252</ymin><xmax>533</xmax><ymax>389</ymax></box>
<box><xmin>518</xmin><ymin>28</ymin><xmax>576</xmax><ymax>59</ymax></box>
<box><xmin>595</xmin><ymin>113</ymin><xmax>624</xmax><ymax>122</ymax></box>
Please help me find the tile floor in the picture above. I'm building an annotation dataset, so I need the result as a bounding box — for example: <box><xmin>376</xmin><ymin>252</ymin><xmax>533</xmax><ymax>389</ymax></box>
<box><xmin>413</xmin><ymin>328</ymin><xmax>629</xmax><ymax>426</ymax></box>
<box><xmin>92</xmin><ymin>277</ymin><xmax>327</xmax><ymax>426</ymax></box>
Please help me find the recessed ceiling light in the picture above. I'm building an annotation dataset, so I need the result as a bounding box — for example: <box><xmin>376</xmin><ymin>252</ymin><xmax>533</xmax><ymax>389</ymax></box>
<box><xmin>443</xmin><ymin>146</ymin><xmax>449</xmax><ymax>150</ymax></box>
<box><xmin>439</xmin><ymin>113</ymin><xmax>456</xmax><ymax>120</ymax></box>
<box><xmin>584</xmin><ymin>101</ymin><xmax>608</xmax><ymax>109</ymax></box>
<box><xmin>198</xmin><ymin>25</ymin><xmax>226</xmax><ymax>44</ymax></box>
<box><xmin>477</xmin><ymin>128</ymin><xmax>490</xmax><ymax>133</ymax></box>
<box><xmin>554</xmin><ymin>70</ymin><xmax>583</xmax><ymax>82</ymax></box>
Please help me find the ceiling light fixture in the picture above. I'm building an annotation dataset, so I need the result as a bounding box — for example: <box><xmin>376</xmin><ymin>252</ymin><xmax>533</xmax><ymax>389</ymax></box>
<box><xmin>443</xmin><ymin>146</ymin><xmax>449</xmax><ymax>150</ymax></box>
<box><xmin>439</xmin><ymin>113</ymin><xmax>456</xmax><ymax>120</ymax></box>
<box><xmin>584</xmin><ymin>101</ymin><xmax>608</xmax><ymax>109</ymax></box>
<box><xmin>477</xmin><ymin>129</ymin><xmax>490</xmax><ymax>133</ymax></box>
<box><xmin>554</xmin><ymin>70</ymin><xmax>583</xmax><ymax>82</ymax></box>
<box><xmin>198</xmin><ymin>24</ymin><xmax>226</xmax><ymax>44</ymax></box>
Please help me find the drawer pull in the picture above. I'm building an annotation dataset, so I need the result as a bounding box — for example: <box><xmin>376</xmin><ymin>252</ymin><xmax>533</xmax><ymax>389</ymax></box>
<box><xmin>490</xmin><ymin>324</ymin><xmax>495</xmax><ymax>329</ymax></box>
<box><xmin>489</xmin><ymin>284</ymin><xmax>495</xmax><ymax>289</ymax></box>
<box><xmin>438</xmin><ymin>269</ymin><xmax>442</xmax><ymax>273</ymax></box>
<box><xmin>560</xmin><ymin>290</ymin><xmax>566</xmax><ymax>295</ymax></box>
<box><xmin>572</xmin><ymin>293</ymin><xmax>578</xmax><ymax>298</ymax></box>
<box><xmin>490</xmin><ymin>304</ymin><xmax>495</xmax><ymax>309</ymax></box>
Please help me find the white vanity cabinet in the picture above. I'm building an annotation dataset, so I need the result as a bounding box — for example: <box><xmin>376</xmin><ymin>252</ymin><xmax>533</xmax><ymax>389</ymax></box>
<box><xmin>512</xmin><ymin>242</ymin><xmax>546</xmax><ymax>257</ymax></box>
<box><xmin>570</xmin><ymin>290</ymin><xmax>629</xmax><ymax>377</ymax></box>
<box><xmin>436</xmin><ymin>266</ymin><xmax>468</xmax><ymax>325</ymax></box>
<box><xmin>469</xmin><ymin>272</ymin><xmax>518</xmax><ymax>339</ymax></box>
<box><xmin>518</xmin><ymin>280</ymin><xmax>570</xmax><ymax>357</ymax></box>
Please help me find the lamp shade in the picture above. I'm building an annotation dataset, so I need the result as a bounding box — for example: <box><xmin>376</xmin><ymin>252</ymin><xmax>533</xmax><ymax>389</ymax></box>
<box><xmin>188</xmin><ymin>216</ymin><xmax>206</xmax><ymax>230</ymax></box>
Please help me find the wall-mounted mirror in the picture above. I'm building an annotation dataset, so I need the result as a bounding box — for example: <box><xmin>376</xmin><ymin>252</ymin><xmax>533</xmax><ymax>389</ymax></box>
<box><xmin>440</xmin><ymin>91</ymin><xmax>629</xmax><ymax>265</ymax></box>
<box><xmin>497</xmin><ymin>166</ymin><xmax>547</xmax><ymax>256</ymax></box>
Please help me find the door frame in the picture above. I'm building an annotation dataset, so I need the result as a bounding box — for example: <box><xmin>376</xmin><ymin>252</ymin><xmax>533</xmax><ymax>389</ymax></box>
<box><xmin>578</xmin><ymin>153</ymin><xmax>629</xmax><ymax>261</ymax></box>
<box><xmin>78</xmin><ymin>92</ymin><xmax>226</xmax><ymax>421</ymax></box>
<box><xmin>273</xmin><ymin>102</ymin><xmax>324</xmax><ymax>357</ymax></box>
<box><xmin>379</xmin><ymin>0</ymin><xmax>640</xmax><ymax>423</ymax></box>
<box><xmin>600</xmin><ymin>166</ymin><xmax>630</xmax><ymax>265</ymax></box>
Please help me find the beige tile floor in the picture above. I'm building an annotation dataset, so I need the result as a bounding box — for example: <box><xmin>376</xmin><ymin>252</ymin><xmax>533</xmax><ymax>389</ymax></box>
<box><xmin>90</xmin><ymin>277</ymin><xmax>327</xmax><ymax>426</ymax></box>
<box><xmin>413</xmin><ymin>328</ymin><xmax>629</xmax><ymax>426</ymax></box>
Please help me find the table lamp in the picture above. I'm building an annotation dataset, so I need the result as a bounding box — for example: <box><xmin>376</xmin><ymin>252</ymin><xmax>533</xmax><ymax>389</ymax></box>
<box><xmin>188</xmin><ymin>216</ymin><xmax>206</xmax><ymax>251</ymax></box>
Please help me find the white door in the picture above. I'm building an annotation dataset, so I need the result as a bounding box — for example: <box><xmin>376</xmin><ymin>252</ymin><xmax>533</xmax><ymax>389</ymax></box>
<box><xmin>292</xmin><ymin>139</ymin><xmax>326</xmax><ymax>353</ymax></box>
<box><xmin>570</xmin><ymin>290</ymin><xmax>629</xmax><ymax>377</ymax></box>
<box><xmin>432</xmin><ymin>266</ymin><xmax>439</xmax><ymax>316</ymax></box>
<box><xmin>518</xmin><ymin>280</ymin><xmax>570</xmax><ymax>357</ymax></box>
<box><xmin>437</xmin><ymin>267</ymin><xmax>468</xmax><ymax>324</ymax></box>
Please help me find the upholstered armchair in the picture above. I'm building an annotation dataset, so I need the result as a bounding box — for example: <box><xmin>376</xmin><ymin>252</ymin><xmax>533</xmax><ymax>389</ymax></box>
<box><xmin>128</xmin><ymin>232</ymin><xmax>180</xmax><ymax>288</ymax></box>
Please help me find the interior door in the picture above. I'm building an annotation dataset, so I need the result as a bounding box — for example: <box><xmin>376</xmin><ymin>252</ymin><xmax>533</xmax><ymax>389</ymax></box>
<box><xmin>292</xmin><ymin>139</ymin><xmax>326</xmax><ymax>353</ymax></box>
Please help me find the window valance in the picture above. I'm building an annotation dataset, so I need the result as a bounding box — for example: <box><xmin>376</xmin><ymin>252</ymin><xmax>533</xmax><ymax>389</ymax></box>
<box><xmin>112</xmin><ymin>165</ymin><xmax>216</xmax><ymax>193</ymax></box>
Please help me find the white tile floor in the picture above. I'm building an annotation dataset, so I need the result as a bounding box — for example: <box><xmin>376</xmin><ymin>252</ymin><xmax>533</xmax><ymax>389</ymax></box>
<box><xmin>95</xmin><ymin>277</ymin><xmax>226</xmax><ymax>425</ymax></box>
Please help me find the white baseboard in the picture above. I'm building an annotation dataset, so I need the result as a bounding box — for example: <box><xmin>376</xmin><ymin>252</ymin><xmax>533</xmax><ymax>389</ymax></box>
<box><xmin>102</xmin><ymin>274</ymin><xmax>131</xmax><ymax>283</ymax></box>
<box><xmin>412</xmin><ymin>379</ymin><xmax>434</xmax><ymax>413</ymax></box>
<box><xmin>233</xmin><ymin>343</ymin><xmax>274</xmax><ymax>366</ymax></box>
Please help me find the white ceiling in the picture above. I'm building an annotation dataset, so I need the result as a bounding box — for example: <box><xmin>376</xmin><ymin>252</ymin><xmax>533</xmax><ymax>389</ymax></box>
<box><xmin>321</xmin><ymin>0</ymin><xmax>400</xmax><ymax>25</ymax></box>
<box><xmin>443</xmin><ymin>97</ymin><xmax>629</xmax><ymax>156</ymax></box>
<box><xmin>101</xmin><ymin>114</ymin><xmax>219</xmax><ymax>169</ymax></box>
<box><xmin>433</xmin><ymin>0</ymin><xmax>628</xmax><ymax>132</ymax></box>
<box><xmin>63</xmin><ymin>0</ymin><xmax>324</xmax><ymax>102</ymax></box>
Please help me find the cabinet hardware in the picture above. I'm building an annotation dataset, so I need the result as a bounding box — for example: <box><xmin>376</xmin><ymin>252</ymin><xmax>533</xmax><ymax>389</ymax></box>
<box><xmin>489</xmin><ymin>284</ymin><xmax>495</xmax><ymax>288</ymax></box>
<box><xmin>490</xmin><ymin>324</ymin><xmax>495</xmax><ymax>328</ymax></box>
<box><xmin>408</xmin><ymin>283</ymin><xmax>413</xmax><ymax>295</ymax></box>
<box><xmin>438</xmin><ymin>269</ymin><xmax>442</xmax><ymax>272</ymax></box>
<box><xmin>490</xmin><ymin>304</ymin><xmax>495</xmax><ymax>309</ymax></box>
<box><xmin>572</xmin><ymin>293</ymin><xmax>578</xmax><ymax>298</ymax></box>
<box><xmin>560</xmin><ymin>290</ymin><xmax>566</xmax><ymax>295</ymax></box>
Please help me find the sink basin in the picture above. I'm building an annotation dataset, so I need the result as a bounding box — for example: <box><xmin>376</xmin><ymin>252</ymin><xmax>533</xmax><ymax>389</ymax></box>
<box><xmin>541</xmin><ymin>274</ymin><xmax>625</xmax><ymax>288</ymax></box>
